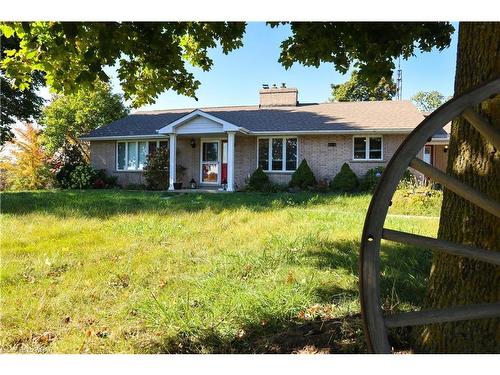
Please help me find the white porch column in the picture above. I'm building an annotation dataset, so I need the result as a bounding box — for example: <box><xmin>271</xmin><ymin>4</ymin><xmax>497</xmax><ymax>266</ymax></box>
<box><xmin>227</xmin><ymin>131</ymin><xmax>236</xmax><ymax>192</ymax></box>
<box><xmin>168</xmin><ymin>133</ymin><xmax>177</xmax><ymax>191</ymax></box>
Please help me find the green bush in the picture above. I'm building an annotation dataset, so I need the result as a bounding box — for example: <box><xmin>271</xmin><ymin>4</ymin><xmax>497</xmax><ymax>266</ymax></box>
<box><xmin>92</xmin><ymin>169</ymin><xmax>119</xmax><ymax>189</ymax></box>
<box><xmin>262</xmin><ymin>182</ymin><xmax>288</xmax><ymax>193</ymax></box>
<box><xmin>392</xmin><ymin>187</ymin><xmax>443</xmax><ymax>216</ymax></box>
<box><xmin>330</xmin><ymin>163</ymin><xmax>359</xmax><ymax>192</ymax></box>
<box><xmin>69</xmin><ymin>165</ymin><xmax>95</xmax><ymax>189</ymax></box>
<box><xmin>360</xmin><ymin>166</ymin><xmax>385</xmax><ymax>192</ymax></box>
<box><xmin>397</xmin><ymin>169</ymin><xmax>419</xmax><ymax>190</ymax></box>
<box><xmin>143</xmin><ymin>149</ymin><xmax>169</xmax><ymax>190</ymax></box>
<box><xmin>51</xmin><ymin>144</ymin><xmax>87</xmax><ymax>189</ymax></box>
<box><xmin>289</xmin><ymin>159</ymin><xmax>316</xmax><ymax>190</ymax></box>
<box><xmin>143</xmin><ymin>149</ymin><xmax>186</xmax><ymax>190</ymax></box>
<box><xmin>246</xmin><ymin>167</ymin><xmax>269</xmax><ymax>191</ymax></box>
<box><xmin>311</xmin><ymin>178</ymin><xmax>330</xmax><ymax>193</ymax></box>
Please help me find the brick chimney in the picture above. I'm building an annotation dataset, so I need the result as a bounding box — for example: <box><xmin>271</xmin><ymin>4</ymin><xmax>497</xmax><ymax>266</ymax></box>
<box><xmin>259</xmin><ymin>83</ymin><xmax>298</xmax><ymax>107</ymax></box>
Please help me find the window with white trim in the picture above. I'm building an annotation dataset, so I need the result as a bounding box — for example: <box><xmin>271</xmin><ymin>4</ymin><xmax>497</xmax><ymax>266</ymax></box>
<box><xmin>116</xmin><ymin>140</ymin><xmax>168</xmax><ymax>171</ymax></box>
<box><xmin>258</xmin><ymin>137</ymin><xmax>298</xmax><ymax>171</ymax></box>
<box><xmin>353</xmin><ymin>136</ymin><xmax>383</xmax><ymax>160</ymax></box>
<box><xmin>423</xmin><ymin>145</ymin><xmax>432</xmax><ymax>164</ymax></box>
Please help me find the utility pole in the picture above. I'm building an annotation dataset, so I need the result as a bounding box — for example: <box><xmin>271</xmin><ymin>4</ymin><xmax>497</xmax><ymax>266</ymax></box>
<box><xmin>396</xmin><ymin>57</ymin><xmax>403</xmax><ymax>100</ymax></box>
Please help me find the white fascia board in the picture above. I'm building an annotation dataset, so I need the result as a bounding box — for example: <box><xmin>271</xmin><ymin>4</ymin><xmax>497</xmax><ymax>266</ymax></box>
<box><xmin>426</xmin><ymin>138</ymin><xmax>450</xmax><ymax>145</ymax></box>
<box><xmin>157</xmin><ymin>109</ymin><xmax>245</xmax><ymax>134</ymax></box>
<box><xmin>250</xmin><ymin>128</ymin><xmax>415</xmax><ymax>136</ymax></box>
<box><xmin>81</xmin><ymin>127</ymin><xmax>416</xmax><ymax>141</ymax></box>
<box><xmin>79</xmin><ymin>134</ymin><xmax>168</xmax><ymax>141</ymax></box>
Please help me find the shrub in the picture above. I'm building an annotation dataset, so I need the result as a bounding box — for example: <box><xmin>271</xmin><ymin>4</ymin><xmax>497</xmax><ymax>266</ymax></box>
<box><xmin>69</xmin><ymin>165</ymin><xmax>95</xmax><ymax>189</ymax></box>
<box><xmin>246</xmin><ymin>167</ymin><xmax>269</xmax><ymax>191</ymax></box>
<box><xmin>143</xmin><ymin>149</ymin><xmax>169</xmax><ymax>190</ymax></box>
<box><xmin>312</xmin><ymin>178</ymin><xmax>330</xmax><ymax>193</ymax></box>
<box><xmin>142</xmin><ymin>149</ymin><xmax>186</xmax><ymax>190</ymax></box>
<box><xmin>360</xmin><ymin>166</ymin><xmax>385</xmax><ymax>192</ymax></box>
<box><xmin>262</xmin><ymin>182</ymin><xmax>288</xmax><ymax>193</ymax></box>
<box><xmin>289</xmin><ymin>159</ymin><xmax>316</xmax><ymax>190</ymax></box>
<box><xmin>0</xmin><ymin>170</ymin><xmax>8</xmax><ymax>191</ymax></box>
<box><xmin>92</xmin><ymin>169</ymin><xmax>119</xmax><ymax>189</ymax></box>
<box><xmin>93</xmin><ymin>178</ymin><xmax>106</xmax><ymax>189</ymax></box>
<box><xmin>50</xmin><ymin>143</ymin><xmax>87</xmax><ymax>189</ymax></box>
<box><xmin>392</xmin><ymin>187</ymin><xmax>442</xmax><ymax>216</ymax></box>
<box><xmin>330</xmin><ymin>163</ymin><xmax>359</xmax><ymax>192</ymax></box>
<box><xmin>397</xmin><ymin>169</ymin><xmax>420</xmax><ymax>190</ymax></box>
<box><xmin>430</xmin><ymin>182</ymin><xmax>443</xmax><ymax>190</ymax></box>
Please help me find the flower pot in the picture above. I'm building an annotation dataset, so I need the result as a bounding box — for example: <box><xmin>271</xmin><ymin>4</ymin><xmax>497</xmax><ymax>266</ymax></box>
<box><xmin>173</xmin><ymin>182</ymin><xmax>183</xmax><ymax>190</ymax></box>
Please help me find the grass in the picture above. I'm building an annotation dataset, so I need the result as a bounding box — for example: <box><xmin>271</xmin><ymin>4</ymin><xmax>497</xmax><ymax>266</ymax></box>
<box><xmin>0</xmin><ymin>188</ymin><xmax>442</xmax><ymax>353</ymax></box>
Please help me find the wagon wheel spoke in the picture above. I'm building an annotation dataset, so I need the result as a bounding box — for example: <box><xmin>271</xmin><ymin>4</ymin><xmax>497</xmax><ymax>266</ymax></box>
<box><xmin>384</xmin><ymin>302</ymin><xmax>500</xmax><ymax>328</ymax></box>
<box><xmin>409</xmin><ymin>157</ymin><xmax>500</xmax><ymax>218</ymax></box>
<box><xmin>462</xmin><ymin>108</ymin><xmax>500</xmax><ymax>151</ymax></box>
<box><xmin>382</xmin><ymin>228</ymin><xmax>500</xmax><ymax>266</ymax></box>
<box><xmin>359</xmin><ymin>78</ymin><xmax>500</xmax><ymax>353</ymax></box>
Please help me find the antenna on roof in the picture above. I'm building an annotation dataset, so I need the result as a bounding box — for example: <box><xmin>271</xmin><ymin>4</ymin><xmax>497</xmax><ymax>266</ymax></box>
<box><xmin>396</xmin><ymin>57</ymin><xmax>403</xmax><ymax>100</ymax></box>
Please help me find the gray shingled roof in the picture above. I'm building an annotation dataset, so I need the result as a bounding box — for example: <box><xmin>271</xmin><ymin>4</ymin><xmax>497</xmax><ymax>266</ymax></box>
<box><xmin>84</xmin><ymin>100</ymin><xmax>428</xmax><ymax>138</ymax></box>
<box><xmin>431</xmin><ymin>128</ymin><xmax>450</xmax><ymax>139</ymax></box>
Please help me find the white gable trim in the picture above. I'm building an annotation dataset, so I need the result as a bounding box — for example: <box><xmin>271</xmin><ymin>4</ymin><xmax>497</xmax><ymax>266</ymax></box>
<box><xmin>157</xmin><ymin>109</ymin><xmax>248</xmax><ymax>134</ymax></box>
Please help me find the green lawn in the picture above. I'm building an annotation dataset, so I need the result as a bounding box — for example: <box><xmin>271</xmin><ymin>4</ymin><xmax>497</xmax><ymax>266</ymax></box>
<box><xmin>0</xmin><ymin>189</ymin><xmax>442</xmax><ymax>353</ymax></box>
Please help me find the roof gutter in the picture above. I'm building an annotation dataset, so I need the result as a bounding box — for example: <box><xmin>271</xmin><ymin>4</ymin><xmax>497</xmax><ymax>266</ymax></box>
<box><xmin>79</xmin><ymin>134</ymin><xmax>168</xmax><ymax>141</ymax></box>
<box><xmin>426</xmin><ymin>138</ymin><xmax>450</xmax><ymax>145</ymax></box>
<box><xmin>251</xmin><ymin>128</ymin><xmax>416</xmax><ymax>136</ymax></box>
<box><xmin>80</xmin><ymin>128</ymin><xmax>423</xmax><ymax>141</ymax></box>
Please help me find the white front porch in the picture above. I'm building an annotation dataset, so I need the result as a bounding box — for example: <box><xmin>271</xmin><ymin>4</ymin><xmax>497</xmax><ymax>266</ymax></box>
<box><xmin>162</xmin><ymin>186</ymin><xmax>233</xmax><ymax>195</ymax></box>
<box><xmin>157</xmin><ymin>109</ymin><xmax>248</xmax><ymax>192</ymax></box>
<box><xmin>168</xmin><ymin>132</ymin><xmax>236</xmax><ymax>191</ymax></box>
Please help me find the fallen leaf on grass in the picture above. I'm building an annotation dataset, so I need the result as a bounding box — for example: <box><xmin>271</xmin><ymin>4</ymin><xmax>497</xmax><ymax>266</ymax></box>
<box><xmin>34</xmin><ymin>332</ymin><xmax>56</xmax><ymax>345</ymax></box>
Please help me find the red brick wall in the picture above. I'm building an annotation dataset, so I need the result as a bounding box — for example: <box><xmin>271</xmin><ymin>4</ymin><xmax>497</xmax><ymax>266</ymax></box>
<box><xmin>90</xmin><ymin>133</ymin><xmax>412</xmax><ymax>189</ymax></box>
<box><xmin>298</xmin><ymin>134</ymin><xmax>408</xmax><ymax>183</ymax></box>
<box><xmin>90</xmin><ymin>141</ymin><xmax>146</xmax><ymax>186</ymax></box>
<box><xmin>234</xmin><ymin>135</ymin><xmax>257</xmax><ymax>189</ymax></box>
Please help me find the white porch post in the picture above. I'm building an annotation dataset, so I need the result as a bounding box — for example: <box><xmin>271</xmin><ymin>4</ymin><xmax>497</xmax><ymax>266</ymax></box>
<box><xmin>168</xmin><ymin>133</ymin><xmax>177</xmax><ymax>191</ymax></box>
<box><xmin>227</xmin><ymin>131</ymin><xmax>236</xmax><ymax>192</ymax></box>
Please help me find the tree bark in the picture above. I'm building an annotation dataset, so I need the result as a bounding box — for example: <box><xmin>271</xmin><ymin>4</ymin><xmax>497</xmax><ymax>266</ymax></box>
<box><xmin>417</xmin><ymin>22</ymin><xmax>500</xmax><ymax>353</ymax></box>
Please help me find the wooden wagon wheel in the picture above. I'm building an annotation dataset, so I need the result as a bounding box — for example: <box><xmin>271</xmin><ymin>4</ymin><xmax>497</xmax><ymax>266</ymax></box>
<box><xmin>359</xmin><ymin>78</ymin><xmax>500</xmax><ymax>353</ymax></box>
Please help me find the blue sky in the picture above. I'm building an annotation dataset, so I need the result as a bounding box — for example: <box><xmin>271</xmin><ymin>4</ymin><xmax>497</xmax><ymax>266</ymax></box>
<box><xmin>112</xmin><ymin>22</ymin><xmax>459</xmax><ymax>111</ymax></box>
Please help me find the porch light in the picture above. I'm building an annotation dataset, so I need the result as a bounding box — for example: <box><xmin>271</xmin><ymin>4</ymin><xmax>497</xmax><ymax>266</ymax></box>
<box><xmin>190</xmin><ymin>138</ymin><xmax>196</xmax><ymax>148</ymax></box>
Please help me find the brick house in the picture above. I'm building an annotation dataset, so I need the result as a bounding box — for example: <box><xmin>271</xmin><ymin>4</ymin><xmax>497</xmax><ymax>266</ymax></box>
<box><xmin>81</xmin><ymin>85</ymin><xmax>449</xmax><ymax>190</ymax></box>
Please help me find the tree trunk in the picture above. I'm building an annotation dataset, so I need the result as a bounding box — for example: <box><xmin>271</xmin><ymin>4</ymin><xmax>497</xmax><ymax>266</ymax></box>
<box><xmin>417</xmin><ymin>22</ymin><xmax>500</xmax><ymax>353</ymax></box>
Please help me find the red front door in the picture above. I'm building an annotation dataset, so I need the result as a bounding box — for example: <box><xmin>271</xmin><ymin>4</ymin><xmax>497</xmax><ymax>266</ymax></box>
<box><xmin>221</xmin><ymin>140</ymin><xmax>228</xmax><ymax>184</ymax></box>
